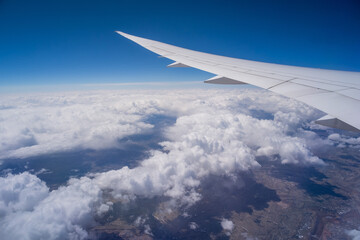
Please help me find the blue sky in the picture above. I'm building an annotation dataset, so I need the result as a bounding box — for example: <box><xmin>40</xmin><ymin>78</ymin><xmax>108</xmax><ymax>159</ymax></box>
<box><xmin>1</xmin><ymin>0</ymin><xmax>359</xmax><ymax>87</ymax></box>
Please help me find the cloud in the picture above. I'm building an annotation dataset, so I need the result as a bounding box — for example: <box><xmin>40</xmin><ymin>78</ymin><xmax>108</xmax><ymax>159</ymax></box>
<box><xmin>221</xmin><ymin>218</ymin><xmax>234</xmax><ymax>236</ymax></box>
<box><xmin>241</xmin><ymin>232</ymin><xmax>259</xmax><ymax>240</ymax></box>
<box><xmin>0</xmin><ymin>91</ymin><xmax>154</xmax><ymax>159</ymax></box>
<box><xmin>0</xmin><ymin>172</ymin><xmax>48</xmax><ymax>217</ymax></box>
<box><xmin>0</xmin><ymin>88</ymin><xmax>335</xmax><ymax>239</ymax></box>
<box><xmin>133</xmin><ymin>216</ymin><xmax>153</xmax><ymax>236</ymax></box>
<box><xmin>0</xmin><ymin>173</ymin><xmax>104</xmax><ymax>240</ymax></box>
<box><xmin>347</xmin><ymin>229</ymin><xmax>360</xmax><ymax>240</ymax></box>
<box><xmin>328</xmin><ymin>133</ymin><xmax>360</xmax><ymax>147</ymax></box>
<box><xmin>189</xmin><ymin>222</ymin><xmax>199</xmax><ymax>230</ymax></box>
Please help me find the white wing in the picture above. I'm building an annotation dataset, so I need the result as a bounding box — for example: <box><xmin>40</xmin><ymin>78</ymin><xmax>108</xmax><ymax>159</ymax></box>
<box><xmin>116</xmin><ymin>31</ymin><xmax>360</xmax><ymax>132</ymax></box>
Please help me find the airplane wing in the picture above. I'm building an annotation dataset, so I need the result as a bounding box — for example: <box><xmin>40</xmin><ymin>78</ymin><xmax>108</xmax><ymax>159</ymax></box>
<box><xmin>116</xmin><ymin>31</ymin><xmax>360</xmax><ymax>132</ymax></box>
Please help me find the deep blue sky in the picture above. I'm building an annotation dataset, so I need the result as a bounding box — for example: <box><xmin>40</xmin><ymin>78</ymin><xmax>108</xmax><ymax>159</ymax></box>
<box><xmin>1</xmin><ymin>0</ymin><xmax>359</xmax><ymax>87</ymax></box>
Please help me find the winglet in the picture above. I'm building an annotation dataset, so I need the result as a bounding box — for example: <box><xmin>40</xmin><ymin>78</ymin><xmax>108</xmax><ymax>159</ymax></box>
<box><xmin>167</xmin><ymin>62</ymin><xmax>190</xmax><ymax>68</ymax></box>
<box><xmin>315</xmin><ymin>115</ymin><xmax>360</xmax><ymax>132</ymax></box>
<box><xmin>204</xmin><ymin>76</ymin><xmax>246</xmax><ymax>85</ymax></box>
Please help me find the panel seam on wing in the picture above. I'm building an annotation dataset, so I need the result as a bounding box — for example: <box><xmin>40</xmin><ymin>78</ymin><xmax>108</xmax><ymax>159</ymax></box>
<box><xmin>267</xmin><ymin>78</ymin><xmax>297</xmax><ymax>90</ymax></box>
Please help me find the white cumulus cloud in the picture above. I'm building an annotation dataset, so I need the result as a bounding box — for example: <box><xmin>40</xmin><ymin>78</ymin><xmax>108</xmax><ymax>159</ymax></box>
<box><xmin>221</xmin><ymin>218</ymin><xmax>234</xmax><ymax>236</ymax></box>
<box><xmin>0</xmin><ymin>172</ymin><xmax>48</xmax><ymax>217</ymax></box>
<box><xmin>0</xmin><ymin>173</ymin><xmax>104</xmax><ymax>240</ymax></box>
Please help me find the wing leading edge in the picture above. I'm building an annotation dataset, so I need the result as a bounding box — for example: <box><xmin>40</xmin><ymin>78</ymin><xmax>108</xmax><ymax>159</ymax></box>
<box><xmin>116</xmin><ymin>31</ymin><xmax>360</xmax><ymax>132</ymax></box>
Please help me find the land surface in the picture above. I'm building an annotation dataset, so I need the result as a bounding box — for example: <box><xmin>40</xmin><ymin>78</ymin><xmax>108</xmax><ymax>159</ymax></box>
<box><xmin>90</xmin><ymin>145</ymin><xmax>360</xmax><ymax>240</ymax></box>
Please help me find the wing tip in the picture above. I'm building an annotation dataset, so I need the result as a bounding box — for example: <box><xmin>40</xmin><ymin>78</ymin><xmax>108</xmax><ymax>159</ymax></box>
<box><xmin>115</xmin><ymin>31</ymin><xmax>128</xmax><ymax>37</ymax></box>
<box><xmin>115</xmin><ymin>31</ymin><xmax>144</xmax><ymax>44</ymax></box>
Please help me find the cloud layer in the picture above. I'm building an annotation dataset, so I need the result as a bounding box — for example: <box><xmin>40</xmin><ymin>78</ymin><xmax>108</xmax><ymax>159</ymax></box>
<box><xmin>0</xmin><ymin>88</ymin><xmax>333</xmax><ymax>239</ymax></box>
